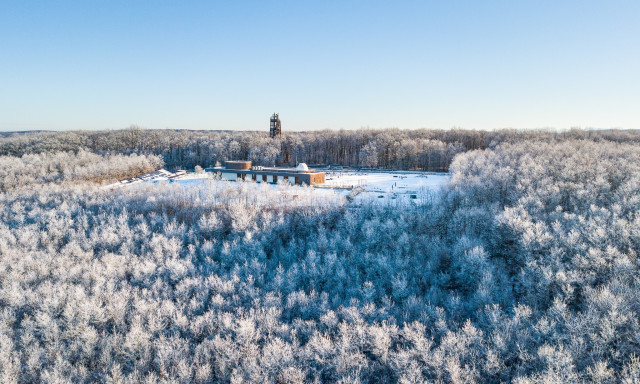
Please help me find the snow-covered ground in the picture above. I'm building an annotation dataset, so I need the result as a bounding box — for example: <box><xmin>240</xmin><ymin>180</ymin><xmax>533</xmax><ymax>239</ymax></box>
<box><xmin>323</xmin><ymin>171</ymin><xmax>449</xmax><ymax>205</ymax></box>
<box><xmin>112</xmin><ymin>169</ymin><xmax>450</xmax><ymax>206</ymax></box>
<box><xmin>103</xmin><ymin>169</ymin><xmax>187</xmax><ymax>189</ymax></box>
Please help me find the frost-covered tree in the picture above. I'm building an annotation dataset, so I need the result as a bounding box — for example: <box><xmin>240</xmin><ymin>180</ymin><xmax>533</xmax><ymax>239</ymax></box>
<box><xmin>1</xmin><ymin>138</ymin><xmax>640</xmax><ymax>382</ymax></box>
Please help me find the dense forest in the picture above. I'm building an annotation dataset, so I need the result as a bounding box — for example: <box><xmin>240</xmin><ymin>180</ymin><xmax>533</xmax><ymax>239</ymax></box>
<box><xmin>2</xmin><ymin>127</ymin><xmax>639</xmax><ymax>171</ymax></box>
<box><xmin>1</xmin><ymin>129</ymin><xmax>640</xmax><ymax>382</ymax></box>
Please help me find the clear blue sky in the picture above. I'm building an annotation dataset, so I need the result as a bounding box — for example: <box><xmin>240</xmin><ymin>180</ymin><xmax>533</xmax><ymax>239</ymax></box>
<box><xmin>0</xmin><ymin>1</ymin><xmax>638</xmax><ymax>132</ymax></box>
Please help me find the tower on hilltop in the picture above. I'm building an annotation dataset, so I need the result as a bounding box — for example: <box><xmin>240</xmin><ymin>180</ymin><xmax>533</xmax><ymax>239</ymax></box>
<box><xmin>270</xmin><ymin>113</ymin><xmax>281</xmax><ymax>138</ymax></box>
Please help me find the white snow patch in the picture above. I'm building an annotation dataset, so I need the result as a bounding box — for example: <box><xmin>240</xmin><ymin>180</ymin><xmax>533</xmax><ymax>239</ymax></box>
<box><xmin>323</xmin><ymin>171</ymin><xmax>449</xmax><ymax>205</ymax></box>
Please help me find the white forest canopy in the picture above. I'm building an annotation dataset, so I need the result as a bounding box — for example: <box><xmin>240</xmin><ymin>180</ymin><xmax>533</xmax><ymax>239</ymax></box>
<box><xmin>0</xmin><ymin>138</ymin><xmax>640</xmax><ymax>382</ymax></box>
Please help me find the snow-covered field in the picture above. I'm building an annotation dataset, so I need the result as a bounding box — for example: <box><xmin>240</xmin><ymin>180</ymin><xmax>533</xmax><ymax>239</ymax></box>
<box><xmin>115</xmin><ymin>169</ymin><xmax>450</xmax><ymax>206</ymax></box>
<box><xmin>324</xmin><ymin>171</ymin><xmax>449</xmax><ymax>204</ymax></box>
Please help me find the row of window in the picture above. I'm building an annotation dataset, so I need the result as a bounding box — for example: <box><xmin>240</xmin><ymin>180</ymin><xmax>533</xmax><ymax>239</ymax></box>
<box><xmin>237</xmin><ymin>173</ymin><xmax>301</xmax><ymax>184</ymax></box>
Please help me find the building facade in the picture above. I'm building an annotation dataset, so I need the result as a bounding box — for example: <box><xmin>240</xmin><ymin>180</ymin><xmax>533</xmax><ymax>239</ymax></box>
<box><xmin>214</xmin><ymin>161</ymin><xmax>325</xmax><ymax>186</ymax></box>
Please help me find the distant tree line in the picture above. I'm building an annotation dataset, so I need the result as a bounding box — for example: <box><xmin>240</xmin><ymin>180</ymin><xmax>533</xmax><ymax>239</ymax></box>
<box><xmin>2</xmin><ymin>126</ymin><xmax>638</xmax><ymax>172</ymax></box>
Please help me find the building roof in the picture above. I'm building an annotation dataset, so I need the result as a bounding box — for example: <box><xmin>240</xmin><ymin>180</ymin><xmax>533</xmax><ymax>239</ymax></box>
<box><xmin>220</xmin><ymin>168</ymin><xmax>324</xmax><ymax>177</ymax></box>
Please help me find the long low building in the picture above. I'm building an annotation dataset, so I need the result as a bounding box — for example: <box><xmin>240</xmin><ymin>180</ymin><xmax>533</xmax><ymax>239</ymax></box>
<box><xmin>210</xmin><ymin>161</ymin><xmax>325</xmax><ymax>185</ymax></box>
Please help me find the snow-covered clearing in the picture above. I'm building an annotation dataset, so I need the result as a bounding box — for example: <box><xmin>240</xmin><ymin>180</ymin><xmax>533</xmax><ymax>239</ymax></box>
<box><xmin>113</xmin><ymin>169</ymin><xmax>450</xmax><ymax>206</ymax></box>
<box><xmin>323</xmin><ymin>170</ymin><xmax>449</xmax><ymax>205</ymax></box>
